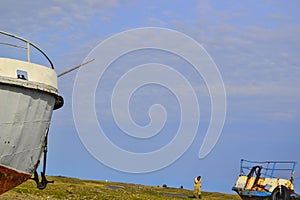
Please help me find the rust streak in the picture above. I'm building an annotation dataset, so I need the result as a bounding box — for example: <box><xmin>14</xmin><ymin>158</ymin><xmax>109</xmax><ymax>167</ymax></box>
<box><xmin>0</xmin><ymin>165</ymin><xmax>31</xmax><ymax>195</ymax></box>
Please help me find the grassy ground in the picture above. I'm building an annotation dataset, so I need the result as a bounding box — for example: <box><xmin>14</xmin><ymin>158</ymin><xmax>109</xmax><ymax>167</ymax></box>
<box><xmin>1</xmin><ymin>176</ymin><xmax>241</xmax><ymax>200</ymax></box>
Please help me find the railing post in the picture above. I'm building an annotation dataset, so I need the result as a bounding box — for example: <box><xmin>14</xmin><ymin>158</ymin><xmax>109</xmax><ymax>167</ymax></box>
<box><xmin>27</xmin><ymin>42</ymin><xmax>30</xmax><ymax>62</ymax></box>
<box><xmin>270</xmin><ymin>162</ymin><xmax>276</xmax><ymax>178</ymax></box>
<box><xmin>240</xmin><ymin>159</ymin><xmax>244</xmax><ymax>174</ymax></box>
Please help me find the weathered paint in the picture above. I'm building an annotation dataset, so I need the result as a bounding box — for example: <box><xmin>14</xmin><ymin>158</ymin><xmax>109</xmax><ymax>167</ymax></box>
<box><xmin>0</xmin><ymin>31</ymin><xmax>61</xmax><ymax>194</ymax></box>
<box><xmin>0</xmin><ymin>81</ymin><xmax>56</xmax><ymax>174</ymax></box>
<box><xmin>0</xmin><ymin>165</ymin><xmax>31</xmax><ymax>194</ymax></box>
<box><xmin>233</xmin><ymin>160</ymin><xmax>298</xmax><ymax>198</ymax></box>
<box><xmin>234</xmin><ymin>175</ymin><xmax>294</xmax><ymax>194</ymax></box>
<box><xmin>0</xmin><ymin>58</ymin><xmax>58</xmax><ymax>90</ymax></box>
<box><xmin>0</xmin><ymin>58</ymin><xmax>58</xmax><ymax>194</ymax></box>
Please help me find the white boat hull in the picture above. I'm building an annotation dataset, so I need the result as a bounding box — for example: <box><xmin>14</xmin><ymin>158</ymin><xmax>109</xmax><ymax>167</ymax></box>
<box><xmin>0</xmin><ymin>57</ymin><xmax>59</xmax><ymax>194</ymax></box>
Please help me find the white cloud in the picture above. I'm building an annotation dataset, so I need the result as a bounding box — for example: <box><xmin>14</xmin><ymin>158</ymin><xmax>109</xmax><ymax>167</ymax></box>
<box><xmin>263</xmin><ymin>112</ymin><xmax>296</xmax><ymax>121</ymax></box>
<box><xmin>226</xmin><ymin>84</ymin><xmax>300</xmax><ymax>97</ymax></box>
<box><xmin>0</xmin><ymin>0</ymin><xmax>122</xmax><ymax>35</ymax></box>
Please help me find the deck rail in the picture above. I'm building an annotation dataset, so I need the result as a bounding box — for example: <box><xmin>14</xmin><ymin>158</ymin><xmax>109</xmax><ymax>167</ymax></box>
<box><xmin>0</xmin><ymin>30</ymin><xmax>53</xmax><ymax>69</ymax></box>
<box><xmin>240</xmin><ymin>159</ymin><xmax>297</xmax><ymax>179</ymax></box>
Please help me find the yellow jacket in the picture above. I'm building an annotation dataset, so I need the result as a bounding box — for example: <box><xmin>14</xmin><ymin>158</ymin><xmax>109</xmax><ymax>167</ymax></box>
<box><xmin>194</xmin><ymin>177</ymin><xmax>201</xmax><ymax>195</ymax></box>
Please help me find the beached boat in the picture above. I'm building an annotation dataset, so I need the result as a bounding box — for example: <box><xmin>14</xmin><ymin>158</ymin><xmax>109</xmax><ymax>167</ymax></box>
<box><xmin>232</xmin><ymin>159</ymin><xmax>300</xmax><ymax>200</ymax></box>
<box><xmin>0</xmin><ymin>31</ymin><xmax>63</xmax><ymax>194</ymax></box>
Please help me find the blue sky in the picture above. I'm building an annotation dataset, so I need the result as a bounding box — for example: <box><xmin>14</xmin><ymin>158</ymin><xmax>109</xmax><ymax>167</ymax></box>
<box><xmin>1</xmin><ymin>0</ymin><xmax>300</xmax><ymax>193</ymax></box>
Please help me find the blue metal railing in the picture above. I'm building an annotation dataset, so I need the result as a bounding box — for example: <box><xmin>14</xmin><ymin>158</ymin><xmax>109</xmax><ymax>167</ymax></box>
<box><xmin>240</xmin><ymin>159</ymin><xmax>297</xmax><ymax>179</ymax></box>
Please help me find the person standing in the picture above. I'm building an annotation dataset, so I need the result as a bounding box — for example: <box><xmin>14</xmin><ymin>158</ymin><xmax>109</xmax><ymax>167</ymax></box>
<box><xmin>194</xmin><ymin>176</ymin><xmax>202</xmax><ymax>199</ymax></box>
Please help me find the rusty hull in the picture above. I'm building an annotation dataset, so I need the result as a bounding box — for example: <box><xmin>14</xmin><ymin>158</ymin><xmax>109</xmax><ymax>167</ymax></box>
<box><xmin>0</xmin><ymin>165</ymin><xmax>30</xmax><ymax>195</ymax></box>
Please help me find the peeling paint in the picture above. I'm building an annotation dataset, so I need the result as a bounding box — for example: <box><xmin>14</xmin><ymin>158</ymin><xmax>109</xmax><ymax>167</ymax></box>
<box><xmin>0</xmin><ymin>165</ymin><xmax>30</xmax><ymax>195</ymax></box>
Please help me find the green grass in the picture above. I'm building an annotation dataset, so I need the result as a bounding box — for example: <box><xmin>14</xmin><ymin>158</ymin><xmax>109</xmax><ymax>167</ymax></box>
<box><xmin>1</xmin><ymin>176</ymin><xmax>241</xmax><ymax>199</ymax></box>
